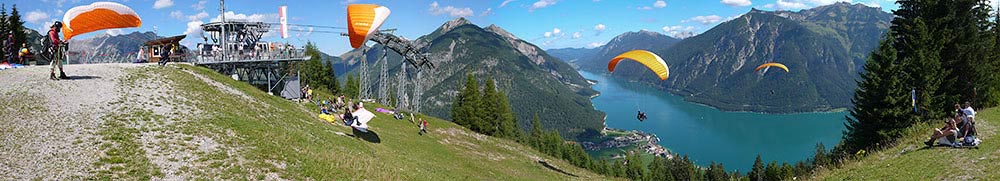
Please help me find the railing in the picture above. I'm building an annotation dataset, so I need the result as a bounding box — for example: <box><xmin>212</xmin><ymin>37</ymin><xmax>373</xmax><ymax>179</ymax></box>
<box><xmin>195</xmin><ymin>44</ymin><xmax>308</xmax><ymax>64</ymax></box>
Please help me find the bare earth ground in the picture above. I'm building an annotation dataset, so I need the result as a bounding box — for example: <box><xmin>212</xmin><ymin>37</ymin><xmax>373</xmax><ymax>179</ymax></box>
<box><xmin>0</xmin><ymin>63</ymin><xmax>249</xmax><ymax>180</ymax></box>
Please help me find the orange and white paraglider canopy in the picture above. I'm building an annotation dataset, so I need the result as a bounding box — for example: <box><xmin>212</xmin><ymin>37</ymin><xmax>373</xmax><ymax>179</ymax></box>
<box><xmin>62</xmin><ymin>2</ymin><xmax>142</xmax><ymax>40</ymax></box>
<box><xmin>347</xmin><ymin>4</ymin><xmax>391</xmax><ymax>49</ymax></box>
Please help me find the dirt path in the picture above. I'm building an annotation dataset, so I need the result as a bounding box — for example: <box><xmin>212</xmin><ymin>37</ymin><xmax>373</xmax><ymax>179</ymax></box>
<box><xmin>0</xmin><ymin>63</ymin><xmax>249</xmax><ymax>180</ymax></box>
<box><xmin>0</xmin><ymin>64</ymin><xmax>136</xmax><ymax>179</ymax></box>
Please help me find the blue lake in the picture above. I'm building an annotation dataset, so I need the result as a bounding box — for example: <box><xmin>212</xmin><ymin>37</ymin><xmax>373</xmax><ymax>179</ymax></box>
<box><xmin>581</xmin><ymin>71</ymin><xmax>847</xmax><ymax>172</ymax></box>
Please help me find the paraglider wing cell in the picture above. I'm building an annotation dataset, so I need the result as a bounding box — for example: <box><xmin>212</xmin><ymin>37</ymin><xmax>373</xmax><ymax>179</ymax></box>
<box><xmin>608</xmin><ymin>50</ymin><xmax>669</xmax><ymax>80</ymax></box>
<box><xmin>347</xmin><ymin>4</ymin><xmax>391</xmax><ymax>49</ymax></box>
<box><xmin>753</xmin><ymin>62</ymin><xmax>789</xmax><ymax>73</ymax></box>
<box><xmin>62</xmin><ymin>2</ymin><xmax>142</xmax><ymax>40</ymax></box>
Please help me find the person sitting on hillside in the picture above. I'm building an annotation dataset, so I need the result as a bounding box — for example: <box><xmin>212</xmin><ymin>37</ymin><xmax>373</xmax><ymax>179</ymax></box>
<box><xmin>320</xmin><ymin>105</ymin><xmax>330</xmax><ymax>115</ymax></box>
<box><xmin>962</xmin><ymin>101</ymin><xmax>976</xmax><ymax>121</ymax></box>
<box><xmin>925</xmin><ymin>118</ymin><xmax>960</xmax><ymax>147</ymax></box>
<box><xmin>341</xmin><ymin>106</ymin><xmax>356</xmax><ymax>127</ymax></box>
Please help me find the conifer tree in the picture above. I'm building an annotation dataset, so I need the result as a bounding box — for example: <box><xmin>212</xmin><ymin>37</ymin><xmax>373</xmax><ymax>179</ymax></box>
<box><xmin>7</xmin><ymin>4</ymin><xmax>23</xmax><ymax>52</ymax></box>
<box><xmin>452</xmin><ymin>74</ymin><xmax>481</xmax><ymax>128</ymax></box>
<box><xmin>479</xmin><ymin>78</ymin><xmax>500</xmax><ymax>135</ymax></box>
<box><xmin>843</xmin><ymin>32</ymin><xmax>910</xmax><ymax>152</ymax></box>
<box><xmin>750</xmin><ymin>155</ymin><xmax>764</xmax><ymax>181</ymax></box>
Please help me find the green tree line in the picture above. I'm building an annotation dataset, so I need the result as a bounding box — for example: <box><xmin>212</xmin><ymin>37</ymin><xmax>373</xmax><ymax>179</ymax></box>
<box><xmin>841</xmin><ymin>0</ymin><xmax>1000</xmax><ymax>156</ymax></box>
<box><xmin>451</xmin><ymin>73</ymin><xmax>830</xmax><ymax>180</ymax></box>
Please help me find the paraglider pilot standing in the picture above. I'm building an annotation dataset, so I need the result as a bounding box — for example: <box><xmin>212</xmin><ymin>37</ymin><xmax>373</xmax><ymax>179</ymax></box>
<box><xmin>49</xmin><ymin>21</ymin><xmax>68</xmax><ymax>80</ymax></box>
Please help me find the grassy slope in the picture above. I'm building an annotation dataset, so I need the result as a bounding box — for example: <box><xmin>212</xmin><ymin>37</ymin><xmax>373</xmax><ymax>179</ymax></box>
<box><xmin>815</xmin><ymin>107</ymin><xmax>1000</xmax><ymax>180</ymax></box>
<box><xmin>164</xmin><ymin>64</ymin><xmax>609</xmax><ymax>180</ymax></box>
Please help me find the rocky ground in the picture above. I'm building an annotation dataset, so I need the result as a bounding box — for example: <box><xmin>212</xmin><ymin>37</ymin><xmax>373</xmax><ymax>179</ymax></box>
<box><xmin>0</xmin><ymin>63</ymin><xmax>249</xmax><ymax>180</ymax></box>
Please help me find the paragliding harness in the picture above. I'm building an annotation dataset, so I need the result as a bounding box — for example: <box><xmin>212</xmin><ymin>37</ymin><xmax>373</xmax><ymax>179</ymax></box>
<box><xmin>637</xmin><ymin>111</ymin><xmax>647</xmax><ymax>121</ymax></box>
<box><xmin>38</xmin><ymin>29</ymin><xmax>66</xmax><ymax>63</ymax></box>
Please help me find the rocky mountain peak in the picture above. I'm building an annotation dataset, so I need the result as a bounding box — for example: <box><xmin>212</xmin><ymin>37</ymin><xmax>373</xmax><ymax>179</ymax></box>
<box><xmin>438</xmin><ymin>17</ymin><xmax>473</xmax><ymax>33</ymax></box>
<box><xmin>484</xmin><ymin>24</ymin><xmax>518</xmax><ymax>41</ymax></box>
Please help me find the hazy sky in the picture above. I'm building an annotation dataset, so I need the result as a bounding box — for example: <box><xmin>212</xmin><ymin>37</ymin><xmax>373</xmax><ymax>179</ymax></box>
<box><xmin>8</xmin><ymin>0</ymin><xmax>913</xmax><ymax>55</ymax></box>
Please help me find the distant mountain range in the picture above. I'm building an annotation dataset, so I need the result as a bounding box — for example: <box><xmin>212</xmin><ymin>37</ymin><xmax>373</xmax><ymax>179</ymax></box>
<box><xmin>67</xmin><ymin>31</ymin><xmax>162</xmax><ymax>64</ymax></box>
<box><xmin>549</xmin><ymin>2</ymin><xmax>892</xmax><ymax>113</ymax></box>
<box><xmin>22</xmin><ymin>30</ymin><xmax>164</xmax><ymax>64</ymax></box>
<box><xmin>339</xmin><ymin>18</ymin><xmax>605</xmax><ymax>139</ymax></box>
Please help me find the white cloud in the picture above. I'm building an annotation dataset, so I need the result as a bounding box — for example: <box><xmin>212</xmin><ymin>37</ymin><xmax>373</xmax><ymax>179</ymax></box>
<box><xmin>154</xmin><ymin>0</ymin><xmax>174</xmax><ymax>9</ymax></box>
<box><xmin>587</xmin><ymin>42</ymin><xmax>605</xmax><ymax>48</ymax></box>
<box><xmin>764</xmin><ymin>0</ymin><xmax>852</xmax><ymax>10</ymax></box>
<box><xmin>721</xmin><ymin>0</ymin><xmax>752</xmax><ymax>7</ymax></box>
<box><xmin>683</xmin><ymin>15</ymin><xmax>723</xmax><ymax>25</ymax></box>
<box><xmin>25</xmin><ymin>10</ymin><xmax>50</xmax><ymax>24</ymax></box>
<box><xmin>170</xmin><ymin>11</ymin><xmax>184</xmax><ymax>20</ymax></box>
<box><xmin>544</xmin><ymin>32</ymin><xmax>552</xmax><ymax>38</ymax></box>
<box><xmin>210</xmin><ymin>11</ymin><xmax>278</xmax><ymax>23</ymax></box>
<box><xmin>572</xmin><ymin>31</ymin><xmax>582</xmax><ymax>39</ymax></box>
<box><xmin>859</xmin><ymin>1</ymin><xmax>880</xmax><ymax>8</ymax></box>
<box><xmin>500</xmin><ymin>0</ymin><xmax>516</xmax><ymax>7</ymax></box>
<box><xmin>530</xmin><ymin>0</ymin><xmax>558</xmax><ymax>11</ymax></box>
<box><xmin>105</xmin><ymin>29</ymin><xmax>124</xmax><ymax>36</ymax></box>
<box><xmin>429</xmin><ymin>1</ymin><xmax>474</xmax><ymax>17</ymax></box>
<box><xmin>638</xmin><ymin>6</ymin><xmax>653</xmax><ymax>10</ymax></box>
<box><xmin>776</xmin><ymin>0</ymin><xmax>809</xmax><ymax>9</ymax></box>
<box><xmin>594</xmin><ymin>24</ymin><xmax>606</xmax><ymax>31</ymax></box>
<box><xmin>192</xmin><ymin>0</ymin><xmax>207</xmax><ymax>10</ymax></box>
<box><xmin>594</xmin><ymin>23</ymin><xmax>606</xmax><ymax>36</ymax></box>
<box><xmin>552</xmin><ymin>28</ymin><xmax>561</xmax><ymax>34</ymax></box>
<box><xmin>654</xmin><ymin>0</ymin><xmax>667</xmax><ymax>8</ymax></box>
<box><xmin>480</xmin><ymin>8</ymin><xmax>493</xmax><ymax>16</ymax></box>
<box><xmin>662</xmin><ymin>26</ymin><xmax>697</xmax><ymax>39</ymax></box>
<box><xmin>188</xmin><ymin>11</ymin><xmax>209</xmax><ymax>21</ymax></box>
<box><xmin>181</xmin><ymin>20</ymin><xmax>204</xmax><ymax>47</ymax></box>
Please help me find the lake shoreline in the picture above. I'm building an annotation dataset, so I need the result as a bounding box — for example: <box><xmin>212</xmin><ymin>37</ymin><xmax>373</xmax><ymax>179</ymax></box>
<box><xmin>582</xmin><ymin>70</ymin><xmax>849</xmax><ymax>115</ymax></box>
<box><xmin>580</xmin><ymin>70</ymin><xmax>847</xmax><ymax>170</ymax></box>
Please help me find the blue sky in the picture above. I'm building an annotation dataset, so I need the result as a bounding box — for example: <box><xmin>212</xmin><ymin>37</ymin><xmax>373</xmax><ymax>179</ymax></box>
<box><xmin>8</xmin><ymin>0</ymin><xmax>908</xmax><ymax>55</ymax></box>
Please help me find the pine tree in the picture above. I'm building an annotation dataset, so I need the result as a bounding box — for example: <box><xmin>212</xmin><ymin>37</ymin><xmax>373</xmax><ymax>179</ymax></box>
<box><xmin>531</xmin><ymin>113</ymin><xmax>543</xmax><ymax>147</ymax></box>
<box><xmin>624</xmin><ymin>152</ymin><xmax>645</xmax><ymax>180</ymax></box>
<box><xmin>479</xmin><ymin>78</ymin><xmax>500</xmax><ymax>135</ymax></box>
<box><xmin>344</xmin><ymin>75</ymin><xmax>359</xmax><ymax>98</ymax></box>
<box><xmin>706</xmin><ymin>161</ymin><xmax>728</xmax><ymax>181</ymax></box>
<box><xmin>750</xmin><ymin>155</ymin><xmax>764</xmax><ymax>181</ymax></box>
<box><xmin>648</xmin><ymin>156</ymin><xmax>671</xmax><ymax>181</ymax></box>
<box><xmin>794</xmin><ymin>160</ymin><xmax>810</xmax><ymax>177</ymax></box>
<box><xmin>763</xmin><ymin>161</ymin><xmax>779</xmax><ymax>181</ymax></box>
<box><xmin>780</xmin><ymin>162</ymin><xmax>794</xmax><ymax>180</ymax></box>
<box><xmin>0</xmin><ymin>4</ymin><xmax>7</xmax><ymax>62</ymax></box>
<box><xmin>496</xmin><ymin>91</ymin><xmax>520</xmax><ymax>139</ymax></box>
<box><xmin>813</xmin><ymin>143</ymin><xmax>829</xmax><ymax>168</ymax></box>
<box><xmin>324</xmin><ymin>60</ymin><xmax>340</xmax><ymax>95</ymax></box>
<box><xmin>7</xmin><ymin>4</ymin><xmax>23</xmax><ymax>54</ymax></box>
<box><xmin>843</xmin><ymin>32</ymin><xmax>910</xmax><ymax>152</ymax></box>
<box><xmin>451</xmin><ymin>74</ymin><xmax>481</xmax><ymax>128</ymax></box>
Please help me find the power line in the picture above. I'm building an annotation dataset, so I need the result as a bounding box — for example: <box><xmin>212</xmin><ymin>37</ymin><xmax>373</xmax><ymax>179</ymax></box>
<box><xmin>264</xmin><ymin>22</ymin><xmax>347</xmax><ymax>29</ymax></box>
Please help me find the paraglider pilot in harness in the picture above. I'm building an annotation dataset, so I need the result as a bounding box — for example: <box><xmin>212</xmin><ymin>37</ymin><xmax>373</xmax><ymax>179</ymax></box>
<box><xmin>637</xmin><ymin>111</ymin><xmax>647</xmax><ymax>121</ymax></box>
<box><xmin>49</xmin><ymin>21</ymin><xmax>69</xmax><ymax>80</ymax></box>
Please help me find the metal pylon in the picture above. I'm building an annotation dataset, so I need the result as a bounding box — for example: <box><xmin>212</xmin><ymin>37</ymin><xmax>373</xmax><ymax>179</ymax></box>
<box><xmin>412</xmin><ymin>70</ymin><xmax>423</xmax><ymax>113</ymax></box>
<box><xmin>359</xmin><ymin>47</ymin><xmax>371</xmax><ymax>101</ymax></box>
<box><xmin>377</xmin><ymin>48</ymin><xmax>390</xmax><ymax>106</ymax></box>
<box><xmin>396</xmin><ymin>61</ymin><xmax>408</xmax><ymax>111</ymax></box>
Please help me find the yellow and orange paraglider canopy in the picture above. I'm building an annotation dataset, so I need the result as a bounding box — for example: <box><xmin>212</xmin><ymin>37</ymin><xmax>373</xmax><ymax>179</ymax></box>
<box><xmin>347</xmin><ymin>4</ymin><xmax>391</xmax><ymax>49</ymax></box>
<box><xmin>608</xmin><ymin>50</ymin><xmax>670</xmax><ymax>80</ymax></box>
<box><xmin>754</xmin><ymin>62</ymin><xmax>789</xmax><ymax>73</ymax></box>
<box><xmin>62</xmin><ymin>2</ymin><xmax>141</xmax><ymax>40</ymax></box>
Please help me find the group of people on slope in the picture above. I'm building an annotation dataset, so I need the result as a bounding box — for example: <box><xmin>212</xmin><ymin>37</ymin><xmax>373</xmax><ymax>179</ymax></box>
<box><xmin>3</xmin><ymin>31</ymin><xmax>32</xmax><ymax>65</ymax></box>
<box><xmin>313</xmin><ymin>93</ymin><xmax>429</xmax><ymax>135</ymax></box>
<box><xmin>926</xmin><ymin>102</ymin><xmax>981</xmax><ymax>147</ymax></box>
